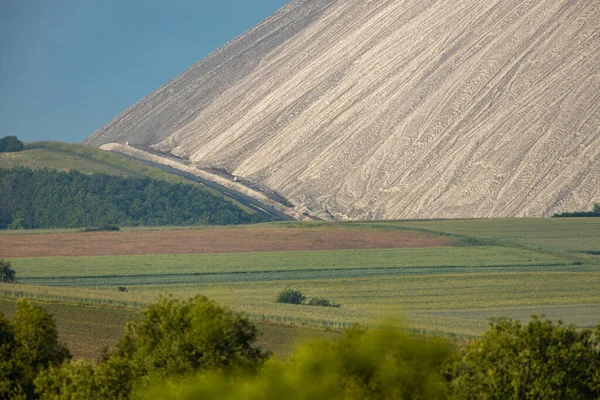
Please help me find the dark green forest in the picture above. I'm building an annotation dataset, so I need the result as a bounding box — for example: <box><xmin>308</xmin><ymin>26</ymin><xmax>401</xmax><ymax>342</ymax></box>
<box><xmin>0</xmin><ymin>168</ymin><xmax>268</xmax><ymax>229</ymax></box>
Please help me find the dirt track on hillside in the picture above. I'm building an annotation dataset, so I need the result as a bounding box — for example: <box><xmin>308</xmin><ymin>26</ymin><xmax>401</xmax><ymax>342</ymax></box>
<box><xmin>0</xmin><ymin>227</ymin><xmax>451</xmax><ymax>258</ymax></box>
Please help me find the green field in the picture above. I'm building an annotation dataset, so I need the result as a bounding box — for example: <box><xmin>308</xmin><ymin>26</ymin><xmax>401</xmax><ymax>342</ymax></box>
<box><xmin>2</xmin><ymin>219</ymin><xmax>599</xmax><ymax>341</ymax></box>
<box><xmin>11</xmin><ymin>246</ymin><xmax>572</xmax><ymax>283</ymax></box>
<box><xmin>383</xmin><ymin>218</ymin><xmax>600</xmax><ymax>254</ymax></box>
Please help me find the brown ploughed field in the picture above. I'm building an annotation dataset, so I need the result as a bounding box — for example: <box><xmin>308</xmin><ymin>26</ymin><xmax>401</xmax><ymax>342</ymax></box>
<box><xmin>0</xmin><ymin>227</ymin><xmax>451</xmax><ymax>258</ymax></box>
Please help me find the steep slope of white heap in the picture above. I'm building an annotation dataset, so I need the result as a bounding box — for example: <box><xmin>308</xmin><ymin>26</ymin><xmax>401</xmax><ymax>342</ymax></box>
<box><xmin>87</xmin><ymin>0</ymin><xmax>600</xmax><ymax>219</ymax></box>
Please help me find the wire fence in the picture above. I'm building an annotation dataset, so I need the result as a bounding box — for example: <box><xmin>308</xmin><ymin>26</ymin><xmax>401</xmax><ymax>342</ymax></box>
<box><xmin>0</xmin><ymin>289</ymin><xmax>145</xmax><ymax>309</ymax></box>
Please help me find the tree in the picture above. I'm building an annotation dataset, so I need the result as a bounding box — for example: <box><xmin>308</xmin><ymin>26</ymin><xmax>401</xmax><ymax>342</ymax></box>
<box><xmin>0</xmin><ymin>301</ymin><xmax>71</xmax><ymax>399</ymax></box>
<box><xmin>0</xmin><ymin>167</ymin><xmax>269</xmax><ymax>230</ymax></box>
<box><xmin>0</xmin><ymin>259</ymin><xmax>16</xmax><ymax>283</ymax></box>
<box><xmin>276</xmin><ymin>288</ymin><xmax>306</xmax><ymax>305</ymax></box>
<box><xmin>0</xmin><ymin>136</ymin><xmax>25</xmax><ymax>153</ymax></box>
<box><xmin>35</xmin><ymin>360</ymin><xmax>97</xmax><ymax>400</ymax></box>
<box><xmin>145</xmin><ymin>325</ymin><xmax>454</xmax><ymax>400</ymax></box>
<box><xmin>0</xmin><ymin>311</ymin><xmax>19</xmax><ymax>399</ymax></box>
<box><xmin>37</xmin><ymin>296</ymin><xmax>269</xmax><ymax>399</ymax></box>
<box><xmin>450</xmin><ymin>316</ymin><xmax>600</xmax><ymax>399</ymax></box>
<box><xmin>553</xmin><ymin>202</ymin><xmax>600</xmax><ymax>217</ymax></box>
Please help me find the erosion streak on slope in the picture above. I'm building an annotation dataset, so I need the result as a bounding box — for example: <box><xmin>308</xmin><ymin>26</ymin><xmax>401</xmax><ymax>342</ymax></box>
<box><xmin>86</xmin><ymin>0</ymin><xmax>600</xmax><ymax>219</ymax></box>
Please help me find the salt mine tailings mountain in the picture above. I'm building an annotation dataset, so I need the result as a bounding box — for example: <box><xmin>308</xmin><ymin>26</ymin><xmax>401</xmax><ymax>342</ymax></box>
<box><xmin>85</xmin><ymin>0</ymin><xmax>600</xmax><ymax>220</ymax></box>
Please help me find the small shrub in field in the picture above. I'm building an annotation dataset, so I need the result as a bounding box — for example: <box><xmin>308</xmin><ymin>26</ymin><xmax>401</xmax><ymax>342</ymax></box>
<box><xmin>276</xmin><ymin>289</ymin><xmax>306</xmax><ymax>305</ymax></box>
<box><xmin>307</xmin><ymin>297</ymin><xmax>340</xmax><ymax>308</ymax></box>
<box><xmin>81</xmin><ymin>225</ymin><xmax>120</xmax><ymax>233</ymax></box>
<box><xmin>0</xmin><ymin>259</ymin><xmax>16</xmax><ymax>283</ymax></box>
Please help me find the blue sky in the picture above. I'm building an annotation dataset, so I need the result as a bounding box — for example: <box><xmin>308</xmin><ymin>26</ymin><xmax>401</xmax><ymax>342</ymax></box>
<box><xmin>0</xmin><ymin>0</ymin><xmax>289</xmax><ymax>143</ymax></box>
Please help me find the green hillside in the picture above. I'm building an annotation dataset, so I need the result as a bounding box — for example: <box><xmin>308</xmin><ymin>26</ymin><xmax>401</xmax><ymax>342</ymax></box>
<box><xmin>0</xmin><ymin>141</ymin><xmax>290</xmax><ymax>219</ymax></box>
<box><xmin>0</xmin><ymin>141</ymin><xmax>190</xmax><ymax>183</ymax></box>
<box><xmin>0</xmin><ymin>142</ymin><xmax>282</xmax><ymax>228</ymax></box>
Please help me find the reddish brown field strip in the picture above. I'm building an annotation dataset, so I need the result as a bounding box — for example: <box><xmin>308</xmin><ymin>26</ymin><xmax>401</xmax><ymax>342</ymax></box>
<box><xmin>0</xmin><ymin>227</ymin><xmax>452</xmax><ymax>258</ymax></box>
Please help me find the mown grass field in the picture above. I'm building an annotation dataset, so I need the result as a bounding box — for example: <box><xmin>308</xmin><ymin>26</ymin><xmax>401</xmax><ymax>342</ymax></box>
<box><xmin>1</xmin><ymin>219</ymin><xmax>599</xmax><ymax>353</ymax></box>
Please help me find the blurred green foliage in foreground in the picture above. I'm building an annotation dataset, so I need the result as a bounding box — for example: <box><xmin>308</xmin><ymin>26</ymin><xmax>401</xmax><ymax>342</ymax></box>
<box><xmin>1</xmin><ymin>296</ymin><xmax>599</xmax><ymax>399</ymax></box>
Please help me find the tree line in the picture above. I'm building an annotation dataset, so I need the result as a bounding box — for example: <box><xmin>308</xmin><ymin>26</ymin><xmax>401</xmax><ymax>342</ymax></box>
<box><xmin>1</xmin><ymin>297</ymin><xmax>598</xmax><ymax>399</ymax></box>
<box><xmin>553</xmin><ymin>203</ymin><xmax>600</xmax><ymax>218</ymax></box>
<box><xmin>0</xmin><ymin>167</ymin><xmax>269</xmax><ymax>229</ymax></box>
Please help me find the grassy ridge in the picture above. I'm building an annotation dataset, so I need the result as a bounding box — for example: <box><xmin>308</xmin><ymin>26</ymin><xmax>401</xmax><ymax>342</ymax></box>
<box><xmin>0</xmin><ymin>142</ymin><xmax>187</xmax><ymax>182</ymax></box>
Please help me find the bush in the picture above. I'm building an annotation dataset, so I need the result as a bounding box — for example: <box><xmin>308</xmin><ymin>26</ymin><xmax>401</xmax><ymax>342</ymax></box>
<box><xmin>276</xmin><ymin>290</ymin><xmax>340</xmax><ymax>307</ymax></box>
<box><xmin>307</xmin><ymin>297</ymin><xmax>340</xmax><ymax>308</ymax></box>
<box><xmin>450</xmin><ymin>316</ymin><xmax>600</xmax><ymax>399</ymax></box>
<box><xmin>0</xmin><ymin>259</ymin><xmax>16</xmax><ymax>283</ymax></box>
<box><xmin>81</xmin><ymin>225</ymin><xmax>120</xmax><ymax>232</ymax></box>
<box><xmin>275</xmin><ymin>289</ymin><xmax>306</xmax><ymax>305</ymax></box>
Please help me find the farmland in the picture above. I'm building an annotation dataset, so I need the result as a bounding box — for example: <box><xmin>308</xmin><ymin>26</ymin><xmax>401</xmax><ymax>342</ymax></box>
<box><xmin>0</xmin><ymin>225</ymin><xmax>450</xmax><ymax>257</ymax></box>
<box><xmin>386</xmin><ymin>218</ymin><xmax>600</xmax><ymax>254</ymax></box>
<box><xmin>1</xmin><ymin>219</ymin><xmax>599</xmax><ymax>357</ymax></box>
<box><xmin>0</xmin><ymin>298</ymin><xmax>341</xmax><ymax>360</ymax></box>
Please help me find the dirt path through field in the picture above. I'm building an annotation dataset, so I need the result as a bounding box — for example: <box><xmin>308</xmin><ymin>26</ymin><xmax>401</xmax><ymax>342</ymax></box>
<box><xmin>0</xmin><ymin>227</ymin><xmax>451</xmax><ymax>257</ymax></box>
